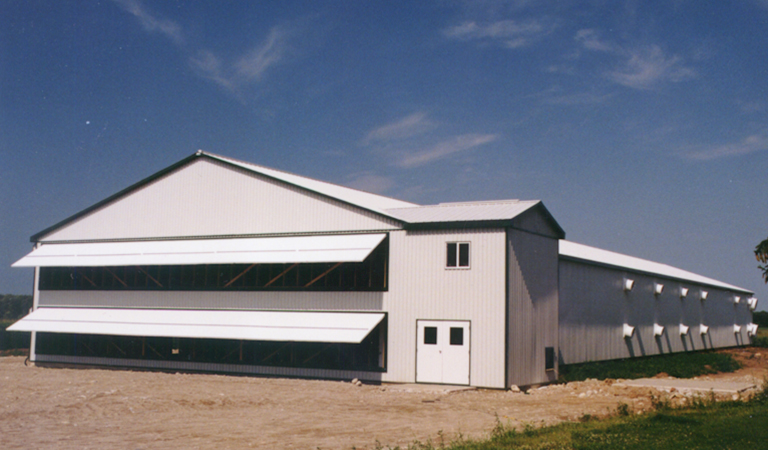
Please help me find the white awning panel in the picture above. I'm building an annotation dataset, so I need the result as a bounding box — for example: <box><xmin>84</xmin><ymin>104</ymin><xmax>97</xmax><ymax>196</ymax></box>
<box><xmin>12</xmin><ymin>234</ymin><xmax>386</xmax><ymax>267</ymax></box>
<box><xmin>8</xmin><ymin>308</ymin><xmax>385</xmax><ymax>344</ymax></box>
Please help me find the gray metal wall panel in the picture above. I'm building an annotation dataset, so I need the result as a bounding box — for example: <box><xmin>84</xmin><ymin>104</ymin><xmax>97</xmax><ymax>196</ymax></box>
<box><xmin>510</xmin><ymin>207</ymin><xmax>561</xmax><ymax>239</ymax></box>
<box><xmin>559</xmin><ymin>259</ymin><xmax>753</xmax><ymax>365</ymax></box>
<box><xmin>38</xmin><ymin>290</ymin><xmax>384</xmax><ymax>311</ymax></box>
<box><xmin>41</xmin><ymin>159</ymin><xmax>399</xmax><ymax>242</ymax></box>
<box><xmin>506</xmin><ymin>229</ymin><xmax>559</xmax><ymax>387</ymax></box>
<box><xmin>383</xmin><ymin>229</ymin><xmax>507</xmax><ymax>388</ymax></box>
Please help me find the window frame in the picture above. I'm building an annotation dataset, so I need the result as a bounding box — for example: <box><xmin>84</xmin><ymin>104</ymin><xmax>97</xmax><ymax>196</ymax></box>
<box><xmin>445</xmin><ymin>242</ymin><xmax>471</xmax><ymax>269</ymax></box>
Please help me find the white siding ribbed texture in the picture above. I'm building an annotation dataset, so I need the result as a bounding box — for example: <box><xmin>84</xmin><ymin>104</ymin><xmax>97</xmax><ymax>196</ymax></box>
<box><xmin>41</xmin><ymin>158</ymin><xmax>400</xmax><ymax>242</ymax></box>
<box><xmin>506</xmin><ymin>229</ymin><xmax>559</xmax><ymax>387</ymax></box>
<box><xmin>558</xmin><ymin>259</ymin><xmax>754</xmax><ymax>364</ymax></box>
<box><xmin>383</xmin><ymin>229</ymin><xmax>507</xmax><ymax>388</ymax></box>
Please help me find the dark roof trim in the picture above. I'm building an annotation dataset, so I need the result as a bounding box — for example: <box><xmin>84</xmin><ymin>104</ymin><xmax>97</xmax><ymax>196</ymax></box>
<box><xmin>403</xmin><ymin>219</ymin><xmax>514</xmax><ymax>231</ymax></box>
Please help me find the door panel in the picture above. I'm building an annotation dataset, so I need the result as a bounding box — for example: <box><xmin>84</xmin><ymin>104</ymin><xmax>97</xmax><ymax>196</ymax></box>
<box><xmin>416</xmin><ymin>320</ymin><xmax>470</xmax><ymax>385</ymax></box>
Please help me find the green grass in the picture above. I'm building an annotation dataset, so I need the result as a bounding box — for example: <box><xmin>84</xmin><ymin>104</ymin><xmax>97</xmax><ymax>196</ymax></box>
<box><xmin>558</xmin><ymin>351</ymin><xmax>741</xmax><ymax>382</ymax></box>
<box><xmin>375</xmin><ymin>389</ymin><xmax>768</xmax><ymax>450</ymax></box>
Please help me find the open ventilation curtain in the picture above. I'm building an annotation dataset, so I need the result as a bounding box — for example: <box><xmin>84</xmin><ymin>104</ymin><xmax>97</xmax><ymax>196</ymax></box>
<box><xmin>9</xmin><ymin>308</ymin><xmax>385</xmax><ymax>344</ymax></box>
<box><xmin>13</xmin><ymin>234</ymin><xmax>387</xmax><ymax>267</ymax></box>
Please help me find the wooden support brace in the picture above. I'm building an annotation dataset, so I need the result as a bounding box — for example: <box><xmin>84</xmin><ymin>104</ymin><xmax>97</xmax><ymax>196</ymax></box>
<box><xmin>109</xmin><ymin>340</ymin><xmax>127</xmax><ymax>356</ymax></box>
<box><xmin>104</xmin><ymin>267</ymin><xmax>128</xmax><ymax>288</ymax></box>
<box><xmin>136</xmin><ymin>266</ymin><xmax>163</xmax><ymax>287</ymax></box>
<box><xmin>145</xmin><ymin>341</ymin><xmax>165</xmax><ymax>359</ymax></box>
<box><xmin>305</xmin><ymin>262</ymin><xmax>342</xmax><ymax>287</ymax></box>
<box><xmin>79</xmin><ymin>272</ymin><xmax>97</xmax><ymax>287</ymax></box>
<box><xmin>264</xmin><ymin>263</ymin><xmax>298</xmax><ymax>287</ymax></box>
<box><xmin>224</xmin><ymin>264</ymin><xmax>256</xmax><ymax>288</ymax></box>
<box><xmin>262</xmin><ymin>342</ymin><xmax>290</xmax><ymax>362</ymax></box>
<box><xmin>303</xmin><ymin>344</ymin><xmax>332</xmax><ymax>364</ymax></box>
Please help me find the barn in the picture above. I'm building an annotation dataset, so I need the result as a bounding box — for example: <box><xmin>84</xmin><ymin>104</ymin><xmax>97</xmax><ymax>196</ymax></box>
<box><xmin>9</xmin><ymin>151</ymin><xmax>757</xmax><ymax>388</ymax></box>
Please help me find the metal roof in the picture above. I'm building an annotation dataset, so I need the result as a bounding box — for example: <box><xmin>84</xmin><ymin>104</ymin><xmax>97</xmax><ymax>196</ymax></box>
<box><xmin>14</xmin><ymin>233</ymin><xmax>387</xmax><ymax>267</ymax></box>
<box><xmin>9</xmin><ymin>308</ymin><xmax>385</xmax><ymax>344</ymax></box>
<box><xmin>204</xmin><ymin>152</ymin><xmax>418</xmax><ymax>217</ymax></box>
<box><xmin>559</xmin><ymin>240</ymin><xmax>753</xmax><ymax>294</ymax></box>
<box><xmin>385</xmin><ymin>199</ymin><xmax>540</xmax><ymax>223</ymax></box>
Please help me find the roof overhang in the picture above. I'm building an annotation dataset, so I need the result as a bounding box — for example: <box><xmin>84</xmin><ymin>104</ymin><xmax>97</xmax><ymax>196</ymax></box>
<box><xmin>12</xmin><ymin>234</ymin><xmax>386</xmax><ymax>267</ymax></box>
<box><xmin>8</xmin><ymin>308</ymin><xmax>386</xmax><ymax>344</ymax></box>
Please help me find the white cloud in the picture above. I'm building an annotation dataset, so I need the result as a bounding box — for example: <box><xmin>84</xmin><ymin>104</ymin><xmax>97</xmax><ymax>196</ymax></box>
<box><xmin>114</xmin><ymin>1</ymin><xmax>289</xmax><ymax>97</ymax></box>
<box><xmin>112</xmin><ymin>0</ymin><xmax>184</xmax><ymax>45</ymax></box>
<box><xmin>345</xmin><ymin>173</ymin><xmax>396</xmax><ymax>194</ymax></box>
<box><xmin>573</xmin><ymin>29</ymin><xmax>697</xmax><ymax>91</ymax></box>
<box><xmin>234</xmin><ymin>28</ymin><xmax>287</xmax><ymax>82</ymax></box>
<box><xmin>190</xmin><ymin>27</ymin><xmax>289</xmax><ymax>94</ymax></box>
<box><xmin>363</xmin><ymin>112</ymin><xmax>435</xmax><ymax>143</ymax></box>
<box><xmin>443</xmin><ymin>19</ymin><xmax>552</xmax><ymax>48</ymax></box>
<box><xmin>575</xmin><ymin>29</ymin><xmax>613</xmax><ymax>52</ymax></box>
<box><xmin>398</xmin><ymin>134</ymin><xmax>498</xmax><ymax>168</ymax></box>
<box><xmin>607</xmin><ymin>46</ymin><xmax>696</xmax><ymax>90</ymax></box>
<box><xmin>685</xmin><ymin>134</ymin><xmax>768</xmax><ymax>161</ymax></box>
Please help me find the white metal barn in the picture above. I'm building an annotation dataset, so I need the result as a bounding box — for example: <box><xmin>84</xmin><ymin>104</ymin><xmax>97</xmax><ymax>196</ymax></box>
<box><xmin>10</xmin><ymin>151</ymin><xmax>757</xmax><ymax>388</ymax></box>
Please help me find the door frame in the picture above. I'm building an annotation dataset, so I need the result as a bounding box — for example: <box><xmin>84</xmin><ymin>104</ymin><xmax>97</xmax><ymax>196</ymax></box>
<box><xmin>415</xmin><ymin>319</ymin><xmax>471</xmax><ymax>385</ymax></box>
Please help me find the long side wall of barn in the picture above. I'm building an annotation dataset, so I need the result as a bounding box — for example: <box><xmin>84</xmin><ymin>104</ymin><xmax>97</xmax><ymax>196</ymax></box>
<box><xmin>558</xmin><ymin>258</ymin><xmax>754</xmax><ymax>365</ymax></box>
<box><xmin>506</xmin><ymin>228</ymin><xmax>559</xmax><ymax>387</ymax></box>
<box><xmin>384</xmin><ymin>229</ymin><xmax>507</xmax><ymax>388</ymax></box>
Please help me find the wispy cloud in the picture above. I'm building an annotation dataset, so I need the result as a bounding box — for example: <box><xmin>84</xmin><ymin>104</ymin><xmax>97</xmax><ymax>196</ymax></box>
<box><xmin>345</xmin><ymin>172</ymin><xmax>396</xmax><ymax>194</ymax></box>
<box><xmin>534</xmin><ymin>86</ymin><xmax>612</xmax><ymax>106</ymax></box>
<box><xmin>443</xmin><ymin>19</ymin><xmax>553</xmax><ymax>49</ymax></box>
<box><xmin>398</xmin><ymin>134</ymin><xmax>498</xmax><ymax>168</ymax></box>
<box><xmin>607</xmin><ymin>46</ymin><xmax>696</xmax><ymax>90</ymax></box>
<box><xmin>574</xmin><ymin>29</ymin><xmax>613</xmax><ymax>52</ymax></box>
<box><xmin>361</xmin><ymin>112</ymin><xmax>499</xmax><ymax>168</ymax></box>
<box><xmin>684</xmin><ymin>133</ymin><xmax>768</xmax><ymax>161</ymax></box>
<box><xmin>112</xmin><ymin>0</ymin><xmax>184</xmax><ymax>45</ymax></box>
<box><xmin>191</xmin><ymin>27</ymin><xmax>289</xmax><ymax>93</ymax></box>
<box><xmin>114</xmin><ymin>0</ymin><xmax>290</xmax><ymax>97</ymax></box>
<box><xmin>363</xmin><ymin>112</ymin><xmax>436</xmax><ymax>143</ymax></box>
<box><xmin>575</xmin><ymin>29</ymin><xmax>696</xmax><ymax>90</ymax></box>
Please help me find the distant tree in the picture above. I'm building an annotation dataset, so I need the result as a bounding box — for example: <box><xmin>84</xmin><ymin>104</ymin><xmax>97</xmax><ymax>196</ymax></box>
<box><xmin>757</xmin><ymin>238</ymin><xmax>768</xmax><ymax>283</ymax></box>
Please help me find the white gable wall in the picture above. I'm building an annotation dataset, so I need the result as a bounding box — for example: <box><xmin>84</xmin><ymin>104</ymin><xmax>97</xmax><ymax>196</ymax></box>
<box><xmin>41</xmin><ymin>158</ymin><xmax>400</xmax><ymax>242</ymax></box>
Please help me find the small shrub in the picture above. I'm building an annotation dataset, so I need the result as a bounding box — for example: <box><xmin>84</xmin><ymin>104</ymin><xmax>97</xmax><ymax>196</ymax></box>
<box><xmin>616</xmin><ymin>402</ymin><xmax>631</xmax><ymax>417</ymax></box>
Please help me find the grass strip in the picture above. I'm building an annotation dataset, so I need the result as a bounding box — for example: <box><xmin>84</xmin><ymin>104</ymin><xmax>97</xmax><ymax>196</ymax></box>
<box><xmin>559</xmin><ymin>351</ymin><xmax>740</xmax><ymax>382</ymax></box>
<box><xmin>375</xmin><ymin>389</ymin><xmax>768</xmax><ymax>450</ymax></box>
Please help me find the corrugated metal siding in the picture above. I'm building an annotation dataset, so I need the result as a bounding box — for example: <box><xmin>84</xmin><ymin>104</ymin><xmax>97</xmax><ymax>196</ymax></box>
<box><xmin>383</xmin><ymin>229</ymin><xmax>507</xmax><ymax>388</ymax></box>
<box><xmin>506</xmin><ymin>229</ymin><xmax>559</xmax><ymax>387</ymax></box>
<box><xmin>559</xmin><ymin>259</ymin><xmax>754</xmax><ymax>364</ymax></box>
<box><xmin>41</xmin><ymin>158</ymin><xmax>399</xmax><ymax>242</ymax></box>
<box><xmin>38</xmin><ymin>290</ymin><xmax>384</xmax><ymax>312</ymax></box>
<box><xmin>34</xmin><ymin>354</ymin><xmax>385</xmax><ymax>382</ymax></box>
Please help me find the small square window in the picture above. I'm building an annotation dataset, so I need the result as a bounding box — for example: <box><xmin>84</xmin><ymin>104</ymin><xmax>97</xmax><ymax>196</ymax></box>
<box><xmin>450</xmin><ymin>327</ymin><xmax>464</xmax><ymax>345</ymax></box>
<box><xmin>424</xmin><ymin>327</ymin><xmax>437</xmax><ymax>345</ymax></box>
<box><xmin>446</xmin><ymin>242</ymin><xmax>470</xmax><ymax>268</ymax></box>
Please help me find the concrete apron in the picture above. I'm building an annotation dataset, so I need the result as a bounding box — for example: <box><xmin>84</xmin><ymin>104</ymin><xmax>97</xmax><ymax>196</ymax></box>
<box><xmin>616</xmin><ymin>378</ymin><xmax>757</xmax><ymax>394</ymax></box>
<box><xmin>384</xmin><ymin>383</ymin><xmax>477</xmax><ymax>393</ymax></box>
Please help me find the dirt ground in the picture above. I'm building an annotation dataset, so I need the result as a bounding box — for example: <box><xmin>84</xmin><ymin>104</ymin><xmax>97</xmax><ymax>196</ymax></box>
<box><xmin>1</xmin><ymin>348</ymin><xmax>766</xmax><ymax>450</ymax></box>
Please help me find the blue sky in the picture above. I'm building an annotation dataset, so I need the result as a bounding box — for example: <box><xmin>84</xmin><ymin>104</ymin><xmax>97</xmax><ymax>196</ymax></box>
<box><xmin>1</xmin><ymin>1</ymin><xmax>767</xmax><ymax>306</ymax></box>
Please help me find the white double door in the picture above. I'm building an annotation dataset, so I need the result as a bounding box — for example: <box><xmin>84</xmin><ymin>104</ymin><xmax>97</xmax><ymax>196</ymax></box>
<box><xmin>416</xmin><ymin>320</ymin><xmax>470</xmax><ymax>385</ymax></box>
